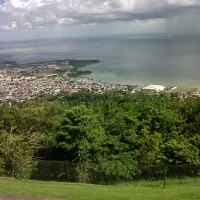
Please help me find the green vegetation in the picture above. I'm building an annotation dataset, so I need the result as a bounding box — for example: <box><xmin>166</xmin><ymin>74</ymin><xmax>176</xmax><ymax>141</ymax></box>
<box><xmin>5</xmin><ymin>59</ymin><xmax>99</xmax><ymax>78</ymax></box>
<box><xmin>68</xmin><ymin>59</ymin><xmax>99</xmax><ymax>77</ymax></box>
<box><xmin>0</xmin><ymin>177</ymin><xmax>200</xmax><ymax>200</ymax></box>
<box><xmin>68</xmin><ymin>70</ymin><xmax>92</xmax><ymax>77</ymax></box>
<box><xmin>68</xmin><ymin>59</ymin><xmax>100</xmax><ymax>68</ymax></box>
<box><xmin>174</xmin><ymin>87</ymin><xmax>198</xmax><ymax>93</ymax></box>
<box><xmin>0</xmin><ymin>130</ymin><xmax>41</xmax><ymax>178</ymax></box>
<box><xmin>0</xmin><ymin>92</ymin><xmax>200</xmax><ymax>181</ymax></box>
<box><xmin>47</xmin><ymin>68</ymin><xmax>68</xmax><ymax>76</ymax></box>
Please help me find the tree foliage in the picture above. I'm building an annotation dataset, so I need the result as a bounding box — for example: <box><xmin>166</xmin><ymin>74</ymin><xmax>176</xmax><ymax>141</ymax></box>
<box><xmin>0</xmin><ymin>128</ymin><xmax>41</xmax><ymax>178</ymax></box>
<box><xmin>0</xmin><ymin>92</ymin><xmax>200</xmax><ymax>180</ymax></box>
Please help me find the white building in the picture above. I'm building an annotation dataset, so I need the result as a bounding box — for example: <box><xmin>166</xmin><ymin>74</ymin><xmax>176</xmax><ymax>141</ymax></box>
<box><xmin>143</xmin><ymin>84</ymin><xmax>166</xmax><ymax>92</ymax></box>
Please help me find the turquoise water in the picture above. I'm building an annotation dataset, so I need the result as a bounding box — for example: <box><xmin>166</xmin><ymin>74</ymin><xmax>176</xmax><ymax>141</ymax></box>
<box><xmin>1</xmin><ymin>35</ymin><xmax>200</xmax><ymax>87</ymax></box>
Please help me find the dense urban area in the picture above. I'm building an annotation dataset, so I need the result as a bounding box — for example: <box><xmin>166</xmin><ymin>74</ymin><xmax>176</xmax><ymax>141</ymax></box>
<box><xmin>0</xmin><ymin>59</ymin><xmax>120</xmax><ymax>103</ymax></box>
<box><xmin>0</xmin><ymin>59</ymin><xmax>200</xmax><ymax>104</ymax></box>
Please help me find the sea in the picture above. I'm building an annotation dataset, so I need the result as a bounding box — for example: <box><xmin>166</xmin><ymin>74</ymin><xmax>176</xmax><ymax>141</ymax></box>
<box><xmin>1</xmin><ymin>34</ymin><xmax>200</xmax><ymax>87</ymax></box>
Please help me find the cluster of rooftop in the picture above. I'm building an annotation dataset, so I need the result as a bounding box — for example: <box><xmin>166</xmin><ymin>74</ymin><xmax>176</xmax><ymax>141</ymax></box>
<box><xmin>0</xmin><ymin>59</ymin><xmax>121</xmax><ymax>103</ymax></box>
<box><xmin>0</xmin><ymin>74</ymin><xmax>119</xmax><ymax>103</ymax></box>
<box><xmin>0</xmin><ymin>60</ymin><xmax>199</xmax><ymax>103</ymax></box>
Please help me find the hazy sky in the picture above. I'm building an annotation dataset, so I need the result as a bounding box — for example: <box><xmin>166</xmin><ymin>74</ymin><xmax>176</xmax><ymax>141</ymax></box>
<box><xmin>0</xmin><ymin>0</ymin><xmax>200</xmax><ymax>41</ymax></box>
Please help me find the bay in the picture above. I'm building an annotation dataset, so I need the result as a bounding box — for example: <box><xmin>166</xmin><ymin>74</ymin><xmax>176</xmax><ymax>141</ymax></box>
<box><xmin>1</xmin><ymin>35</ymin><xmax>200</xmax><ymax>87</ymax></box>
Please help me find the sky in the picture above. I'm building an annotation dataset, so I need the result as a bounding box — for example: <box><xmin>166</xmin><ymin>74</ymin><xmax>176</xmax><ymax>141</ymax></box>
<box><xmin>0</xmin><ymin>0</ymin><xmax>200</xmax><ymax>41</ymax></box>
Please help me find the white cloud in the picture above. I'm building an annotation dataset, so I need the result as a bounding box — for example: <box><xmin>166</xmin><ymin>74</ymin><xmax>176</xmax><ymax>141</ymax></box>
<box><xmin>0</xmin><ymin>0</ymin><xmax>200</xmax><ymax>31</ymax></box>
<box><xmin>8</xmin><ymin>0</ymin><xmax>44</xmax><ymax>9</ymax></box>
<box><xmin>57</xmin><ymin>18</ymin><xmax>75</xmax><ymax>25</ymax></box>
<box><xmin>0</xmin><ymin>20</ymin><xmax>17</xmax><ymax>30</ymax></box>
<box><xmin>168</xmin><ymin>0</ymin><xmax>198</xmax><ymax>5</ymax></box>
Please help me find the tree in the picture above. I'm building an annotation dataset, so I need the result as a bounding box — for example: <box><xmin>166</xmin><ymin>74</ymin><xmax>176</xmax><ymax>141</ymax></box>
<box><xmin>162</xmin><ymin>137</ymin><xmax>200</xmax><ymax>164</ymax></box>
<box><xmin>54</xmin><ymin>105</ymin><xmax>105</xmax><ymax>181</ymax></box>
<box><xmin>135</xmin><ymin>95</ymin><xmax>185</xmax><ymax>165</ymax></box>
<box><xmin>97</xmin><ymin>105</ymin><xmax>139</xmax><ymax>178</ymax></box>
<box><xmin>0</xmin><ymin>128</ymin><xmax>42</xmax><ymax>178</ymax></box>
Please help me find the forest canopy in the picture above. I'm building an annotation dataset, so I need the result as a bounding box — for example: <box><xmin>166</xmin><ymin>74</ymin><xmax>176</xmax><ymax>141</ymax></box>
<box><xmin>0</xmin><ymin>91</ymin><xmax>200</xmax><ymax>179</ymax></box>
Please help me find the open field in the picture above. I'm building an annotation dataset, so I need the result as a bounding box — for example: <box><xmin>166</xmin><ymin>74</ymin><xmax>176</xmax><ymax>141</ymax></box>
<box><xmin>0</xmin><ymin>178</ymin><xmax>200</xmax><ymax>200</ymax></box>
<box><xmin>174</xmin><ymin>87</ymin><xmax>198</xmax><ymax>93</ymax></box>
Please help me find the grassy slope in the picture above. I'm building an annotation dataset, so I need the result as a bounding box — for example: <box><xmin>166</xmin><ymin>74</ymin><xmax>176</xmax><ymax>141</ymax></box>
<box><xmin>0</xmin><ymin>178</ymin><xmax>199</xmax><ymax>200</ymax></box>
<box><xmin>174</xmin><ymin>87</ymin><xmax>198</xmax><ymax>93</ymax></box>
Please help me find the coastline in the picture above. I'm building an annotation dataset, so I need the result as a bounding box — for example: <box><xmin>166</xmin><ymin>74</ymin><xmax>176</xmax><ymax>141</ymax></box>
<box><xmin>67</xmin><ymin>59</ymin><xmax>100</xmax><ymax>77</ymax></box>
<box><xmin>0</xmin><ymin>59</ymin><xmax>199</xmax><ymax>101</ymax></box>
<box><xmin>1</xmin><ymin>35</ymin><xmax>200</xmax><ymax>88</ymax></box>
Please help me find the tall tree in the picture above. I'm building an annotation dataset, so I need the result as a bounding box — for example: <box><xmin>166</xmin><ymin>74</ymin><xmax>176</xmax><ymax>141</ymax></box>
<box><xmin>0</xmin><ymin>128</ymin><xmax>41</xmax><ymax>178</ymax></box>
<box><xmin>54</xmin><ymin>105</ymin><xmax>105</xmax><ymax>181</ymax></box>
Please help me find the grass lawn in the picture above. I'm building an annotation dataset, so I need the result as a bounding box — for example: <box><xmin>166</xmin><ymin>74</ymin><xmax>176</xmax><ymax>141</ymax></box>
<box><xmin>0</xmin><ymin>177</ymin><xmax>200</xmax><ymax>200</ymax></box>
<box><xmin>174</xmin><ymin>87</ymin><xmax>198</xmax><ymax>93</ymax></box>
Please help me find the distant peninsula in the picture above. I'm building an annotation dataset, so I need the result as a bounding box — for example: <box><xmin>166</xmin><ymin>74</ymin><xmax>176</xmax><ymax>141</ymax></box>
<box><xmin>0</xmin><ymin>59</ymin><xmax>100</xmax><ymax>78</ymax></box>
<box><xmin>67</xmin><ymin>59</ymin><xmax>99</xmax><ymax>77</ymax></box>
